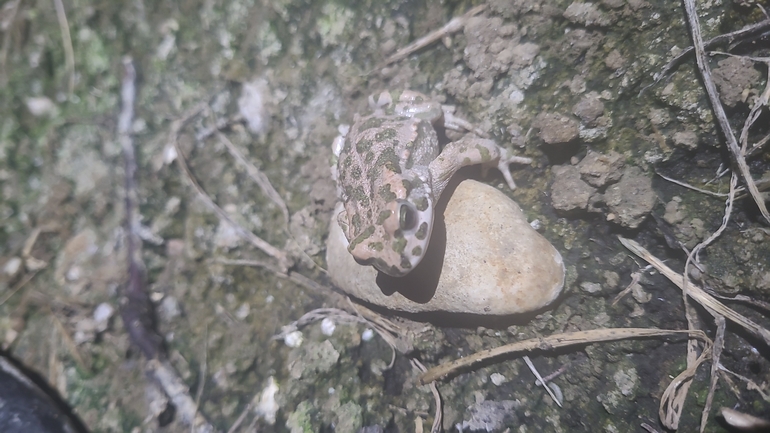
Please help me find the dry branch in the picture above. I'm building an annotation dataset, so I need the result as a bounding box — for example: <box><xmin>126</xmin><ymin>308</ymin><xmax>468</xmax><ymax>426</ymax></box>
<box><xmin>419</xmin><ymin>328</ymin><xmax>710</xmax><ymax>385</ymax></box>
<box><xmin>682</xmin><ymin>0</ymin><xmax>770</xmax><ymax>223</ymax></box>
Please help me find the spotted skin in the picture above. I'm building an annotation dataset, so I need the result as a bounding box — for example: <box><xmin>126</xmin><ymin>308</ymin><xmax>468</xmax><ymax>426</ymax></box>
<box><xmin>333</xmin><ymin>90</ymin><xmax>531</xmax><ymax>277</ymax></box>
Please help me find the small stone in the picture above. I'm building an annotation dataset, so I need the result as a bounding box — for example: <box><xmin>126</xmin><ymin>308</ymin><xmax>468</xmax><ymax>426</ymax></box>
<box><xmin>663</xmin><ymin>197</ymin><xmax>684</xmax><ymax>224</ymax></box>
<box><xmin>2</xmin><ymin>257</ymin><xmax>22</xmax><ymax>277</ymax></box>
<box><xmin>580</xmin><ymin>281</ymin><xmax>602</xmax><ymax>293</ymax></box>
<box><xmin>712</xmin><ymin>56</ymin><xmax>761</xmax><ymax>107</ymax></box>
<box><xmin>93</xmin><ymin>302</ymin><xmax>114</xmax><ymax>332</ymax></box>
<box><xmin>604</xmin><ymin>166</ymin><xmax>656</xmax><ymax>228</ymax></box>
<box><xmin>490</xmin><ymin>373</ymin><xmax>507</xmax><ymax>385</ymax></box>
<box><xmin>572</xmin><ymin>92</ymin><xmax>605</xmax><ymax>125</ymax></box>
<box><xmin>563</xmin><ymin>2</ymin><xmax>612</xmax><ymax>27</ymax></box>
<box><xmin>551</xmin><ymin>165</ymin><xmax>596</xmax><ymax>212</ymax></box>
<box><xmin>533</xmin><ymin>112</ymin><xmax>579</xmax><ymax>145</ymax></box>
<box><xmin>605</xmin><ymin>50</ymin><xmax>625</xmax><ymax>70</ymax></box>
<box><xmin>326</xmin><ymin>180</ymin><xmax>564</xmax><ymax>315</ymax></box>
<box><xmin>577</xmin><ymin>150</ymin><xmax>624</xmax><ymax>187</ymax></box>
<box><xmin>672</xmin><ymin>130</ymin><xmax>698</xmax><ymax>150</ymax></box>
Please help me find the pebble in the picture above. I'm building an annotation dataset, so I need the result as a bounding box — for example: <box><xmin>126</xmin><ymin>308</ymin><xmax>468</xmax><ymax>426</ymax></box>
<box><xmin>326</xmin><ymin>180</ymin><xmax>564</xmax><ymax>315</ymax></box>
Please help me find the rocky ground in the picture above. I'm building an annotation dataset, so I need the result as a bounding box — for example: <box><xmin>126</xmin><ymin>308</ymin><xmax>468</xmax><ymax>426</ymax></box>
<box><xmin>0</xmin><ymin>0</ymin><xmax>769</xmax><ymax>432</ymax></box>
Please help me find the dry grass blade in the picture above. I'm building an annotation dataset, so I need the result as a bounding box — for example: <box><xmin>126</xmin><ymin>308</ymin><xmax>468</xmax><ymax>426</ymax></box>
<box><xmin>618</xmin><ymin>237</ymin><xmax>770</xmax><ymax>347</ymax></box>
<box><xmin>148</xmin><ymin>359</ymin><xmax>217</xmax><ymax>433</ymax></box>
<box><xmin>700</xmin><ymin>316</ymin><xmax>725</xmax><ymax>432</ymax></box>
<box><xmin>419</xmin><ymin>328</ymin><xmax>711</xmax><ymax>385</ymax></box>
<box><xmin>523</xmin><ymin>355</ymin><xmax>562</xmax><ymax>407</ymax></box>
<box><xmin>378</xmin><ymin>4</ymin><xmax>487</xmax><ymax>68</ymax></box>
<box><xmin>216</xmin><ymin>131</ymin><xmax>290</xmax><ymax>227</ymax></box>
<box><xmin>52</xmin><ymin>0</ymin><xmax>75</xmax><ymax>94</ymax></box>
<box><xmin>655</xmin><ymin>171</ymin><xmax>735</xmax><ymax>197</ymax></box>
<box><xmin>170</xmin><ymin>114</ymin><xmax>291</xmax><ymax>270</ymax></box>
<box><xmin>641</xmin><ymin>17</ymin><xmax>770</xmax><ymax>95</ymax></box>
<box><xmin>411</xmin><ymin>358</ymin><xmax>442</xmax><ymax>433</ymax></box>
<box><xmin>659</xmin><ymin>336</ymin><xmax>713</xmax><ymax>430</ymax></box>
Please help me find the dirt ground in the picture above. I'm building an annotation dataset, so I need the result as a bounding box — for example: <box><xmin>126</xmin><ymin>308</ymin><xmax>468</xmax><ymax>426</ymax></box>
<box><xmin>0</xmin><ymin>0</ymin><xmax>769</xmax><ymax>432</ymax></box>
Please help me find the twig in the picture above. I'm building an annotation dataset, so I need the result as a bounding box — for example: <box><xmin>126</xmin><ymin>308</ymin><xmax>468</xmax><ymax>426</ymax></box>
<box><xmin>119</xmin><ymin>58</ymin><xmax>218</xmax><ymax>433</ymax></box>
<box><xmin>377</xmin><ymin>4</ymin><xmax>487</xmax><ymax>68</ymax></box>
<box><xmin>611</xmin><ymin>271</ymin><xmax>642</xmax><ymax>306</ymax></box>
<box><xmin>700</xmin><ymin>316</ymin><xmax>724</xmax><ymax>433</ymax></box>
<box><xmin>682</xmin><ymin>0</ymin><xmax>770</xmax><ymax>223</ymax></box>
<box><xmin>216</xmin><ymin>131</ymin><xmax>289</xmax><ymax>227</ymax></box>
<box><xmin>119</xmin><ymin>56</ymin><xmax>164</xmax><ymax>360</ymax></box>
<box><xmin>618</xmin><ymin>237</ymin><xmax>770</xmax><ymax>346</ymax></box>
<box><xmin>52</xmin><ymin>0</ymin><xmax>75</xmax><ymax>95</ymax></box>
<box><xmin>641</xmin><ymin>17</ymin><xmax>770</xmax><ymax>95</ymax></box>
<box><xmin>171</xmin><ymin>117</ymin><xmax>291</xmax><ymax>271</ymax></box>
<box><xmin>411</xmin><ymin>358</ymin><xmax>442</xmax><ymax>433</ymax></box>
<box><xmin>0</xmin><ymin>0</ymin><xmax>21</xmax><ymax>87</ymax></box>
<box><xmin>655</xmin><ymin>171</ymin><xmax>735</xmax><ymax>198</ymax></box>
<box><xmin>523</xmin><ymin>356</ymin><xmax>562</xmax><ymax>407</ymax></box>
<box><xmin>419</xmin><ymin>328</ymin><xmax>711</xmax><ymax>385</ymax></box>
<box><xmin>192</xmin><ymin>325</ymin><xmax>209</xmax><ymax>433</ymax></box>
<box><xmin>149</xmin><ymin>359</ymin><xmax>217</xmax><ymax>433</ymax></box>
<box><xmin>0</xmin><ymin>270</ymin><xmax>38</xmax><ymax>306</ymax></box>
<box><xmin>718</xmin><ymin>364</ymin><xmax>770</xmax><ymax>402</ymax></box>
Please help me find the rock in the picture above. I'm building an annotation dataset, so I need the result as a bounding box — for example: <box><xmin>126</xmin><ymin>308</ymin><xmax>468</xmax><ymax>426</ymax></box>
<box><xmin>604</xmin><ymin>166</ymin><xmax>656</xmax><ymax>228</ymax></box>
<box><xmin>712</xmin><ymin>56</ymin><xmax>760</xmax><ymax>107</ymax></box>
<box><xmin>572</xmin><ymin>92</ymin><xmax>605</xmax><ymax>125</ymax></box>
<box><xmin>672</xmin><ymin>130</ymin><xmax>698</xmax><ymax>150</ymax></box>
<box><xmin>550</xmin><ymin>165</ymin><xmax>596</xmax><ymax>212</ymax></box>
<box><xmin>533</xmin><ymin>112</ymin><xmax>579</xmax><ymax>145</ymax></box>
<box><xmin>326</xmin><ymin>180</ymin><xmax>564</xmax><ymax>315</ymax></box>
<box><xmin>577</xmin><ymin>150</ymin><xmax>624</xmax><ymax>187</ymax></box>
<box><xmin>563</xmin><ymin>2</ymin><xmax>613</xmax><ymax>27</ymax></box>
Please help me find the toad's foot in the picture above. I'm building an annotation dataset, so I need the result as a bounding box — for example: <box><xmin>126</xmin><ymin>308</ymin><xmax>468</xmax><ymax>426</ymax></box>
<box><xmin>441</xmin><ymin>106</ymin><xmax>489</xmax><ymax>138</ymax></box>
<box><xmin>429</xmin><ymin>136</ymin><xmax>532</xmax><ymax>197</ymax></box>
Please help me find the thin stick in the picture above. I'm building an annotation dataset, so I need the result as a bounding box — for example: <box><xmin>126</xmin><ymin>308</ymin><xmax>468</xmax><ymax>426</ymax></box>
<box><xmin>411</xmin><ymin>358</ymin><xmax>442</xmax><ymax>433</ymax></box>
<box><xmin>378</xmin><ymin>4</ymin><xmax>487</xmax><ymax>68</ymax></box>
<box><xmin>52</xmin><ymin>0</ymin><xmax>75</xmax><ymax>94</ymax></box>
<box><xmin>655</xmin><ymin>171</ymin><xmax>734</xmax><ymax>197</ymax></box>
<box><xmin>523</xmin><ymin>356</ymin><xmax>562</xmax><ymax>407</ymax></box>
<box><xmin>682</xmin><ymin>0</ymin><xmax>770</xmax><ymax>223</ymax></box>
<box><xmin>700</xmin><ymin>316</ymin><xmax>725</xmax><ymax>432</ymax></box>
<box><xmin>419</xmin><ymin>328</ymin><xmax>710</xmax><ymax>385</ymax></box>
<box><xmin>171</xmin><ymin>120</ymin><xmax>290</xmax><ymax>271</ymax></box>
<box><xmin>119</xmin><ymin>56</ymin><xmax>164</xmax><ymax>360</ymax></box>
<box><xmin>149</xmin><ymin>359</ymin><xmax>217</xmax><ymax>433</ymax></box>
<box><xmin>618</xmin><ymin>237</ymin><xmax>770</xmax><ymax>346</ymax></box>
<box><xmin>641</xmin><ymin>17</ymin><xmax>770</xmax><ymax>95</ymax></box>
<box><xmin>216</xmin><ymin>132</ymin><xmax>289</xmax><ymax>227</ymax></box>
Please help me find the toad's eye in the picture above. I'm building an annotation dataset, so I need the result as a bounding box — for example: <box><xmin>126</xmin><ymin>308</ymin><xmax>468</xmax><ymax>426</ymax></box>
<box><xmin>398</xmin><ymin>201</ymin><xmax>419</xmax><ymax>231</ymax></box>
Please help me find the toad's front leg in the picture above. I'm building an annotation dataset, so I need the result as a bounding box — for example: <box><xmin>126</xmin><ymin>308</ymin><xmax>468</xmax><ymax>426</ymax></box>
<box><xmin>428</xmin><ymin>137</ymin><xmax>532</xmax><ymax>198</ymax></box>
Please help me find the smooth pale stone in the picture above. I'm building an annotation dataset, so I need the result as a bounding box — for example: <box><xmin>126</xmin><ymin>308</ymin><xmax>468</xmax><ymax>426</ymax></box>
<box><xmin>326</xmin><ymin>180</ymin><xmax>565</xmax><ymax>315</ymax></box>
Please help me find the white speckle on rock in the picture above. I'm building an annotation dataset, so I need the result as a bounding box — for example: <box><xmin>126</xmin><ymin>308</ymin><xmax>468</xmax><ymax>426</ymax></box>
<box><xmin>66</xmin><ymin>265</ymin><xmax>82</xmax><ymax>282</ymax></box>
<box><xmin>284</xmin><ymin>330</ymin><xmax>303</xmax><ymax>348</ymax></box>
<box><xmin>613</xmin><ymin>367</ymin><xmax>637</xmax><ymax>396</ymax></box>
<box><xmin>321</xmin><ymin>318</ymin><xmax>336</xmax><ymax>336</ymax></box>
<box><xmin>238</xmin><ymin>78</ymin><xmax>272</xmax><ymax>135</ymax></box>
<box><xmin>580</xmin><ymin>281</ymin><xmax>602</xmax><ymax>293</ymax></box>
<box><xmin>93</xmin><ymin>302</ymin><xmax>114</xmax><ymax>332</ymax></box>
<box><xmin>490</xmin><ymin>373</ymin><xmax>506</xmax><ymax>386</ymax></box>
<box><xmin>25</xmin><ymin>96</ymin><xmax>58</xmax><ymax>117</ymax></box>
<box><xmin>235</xmin><ymin>303</ymin><xmax>250</xmax><ymax>320</ymax></box>
<box><xmin>361</xmin><ymin>328</ymin><xmax>374</xmax><ymax>341</ymax></box>
<box><xmin>254</xmin><ymin>376</ymin><xmax>279</xmax><ymax>425</ymax></box>
<box><xmin>2</xmin><ymin>257</ymin><xmax>22</xmax><ymax>277</ymax></box>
